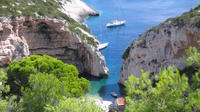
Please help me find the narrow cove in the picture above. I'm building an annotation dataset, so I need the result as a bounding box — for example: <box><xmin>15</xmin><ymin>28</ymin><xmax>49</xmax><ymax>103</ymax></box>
<box><xmin>83</xmin><ymin>0</ymin><xmax>200</xmax><ymax>101</ymax></box>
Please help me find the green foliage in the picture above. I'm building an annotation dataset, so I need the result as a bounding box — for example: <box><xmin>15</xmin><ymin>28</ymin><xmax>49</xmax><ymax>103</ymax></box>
<box><xmin>44</xmin><ymin>98</ymin><xmax>104</xmax><ymax>112</ymax></box>
<box><xmin>125</xmin><ymin>70</ymin><xmax>152</xmax><ymax>99</ymax></box>
<box><xmin>0</xmin><ymin>0</ymin><xmax>69</xmax><ymax>18</ymax></box>
<box><xmin>123</xmin><ymin>46</ymin><xmax>130</xmax><ymax>59</ymax></box>
<box><xmin>6</xmin><ymin>55</ymin><xmax>90</xmax><ymax>97</ymax></box>
<box><xmin>125</xmin><ymin>47</ymin><xmax>200</xmax><ymax>112</ymax></box>
<box><xmin>72</xmin><ymin>28</ymin><xmax>97</xmax><ymax>47</ymax></box>
<box><xmin>166</xmin><ymin>5</ymin><xmax>200</xmax><ymax>27</ymax></box>
<box><xmin>0</xmin><ymin>100</ymin><xmax>8</xmax><ymax>112</ymax></box>
<box><xmin>125</xmin><ymin>66</ymin><xmax>191</xmax><ymax>112</ymax></box>
<box><xmin>191</xmin><ymin>71</ymin><xmax>200</xmax><ymax>90</ymax></box>
<box><xmin>0</xmin><ymin>69</ymin><xmax>10</xmax><ymax>96</ymax></box>
<box><xmin>185</xmin><ymin>89</ymin><xmax>200</xmax><ymax>112</ymax></box>
<box><xmin>148</xmin><ymin>5</ymin><xmax>200</xmax><ymax>33</ymax></box>
<box><xmin>0</xmin><ymin>69</ymin><xmax>17</xmax><ymax>112</ymax></box>
<box><xmin>19</xmin><ymin>73</ymin><xmax>63</xmax><ymax>112</ymax></box>
<box><xmin>135</xmin><ymin>39</ymin><xmax>144</xmax><ymax>46</ymax></box>
<box><xmin>0</xmin><ymin>0</ymin><xmax>96</xmax><ymax>47</ymax></box>
<box><xmin>148</xmin><ymin>25</ymin><xmax>160</xmax><ymax>32</ymax></box>
<box><xmin>185</xmin><ymin>47</ymin><xmax>200</xmax><ymax>68</ymax></box>
<box><xmin>0</xmin><ymin>69</ymin><xmax>9</xmax><ymax>112</ymax></box>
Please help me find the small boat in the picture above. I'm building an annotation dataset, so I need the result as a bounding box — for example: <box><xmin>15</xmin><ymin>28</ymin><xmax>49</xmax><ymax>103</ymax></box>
<box><xmin>106</xmin><ymin>20</ymin><xmax>126</xmax><ymax>28</ymax></box>
<box><xmin>97</xmin><ymin>42</ymin><xmax>109</xmax><ymax>50</ymax></box>
<box><xmin>111</xmin><ymin>92</ymin><xmax>118</xmax><ymax>98</ymax></box>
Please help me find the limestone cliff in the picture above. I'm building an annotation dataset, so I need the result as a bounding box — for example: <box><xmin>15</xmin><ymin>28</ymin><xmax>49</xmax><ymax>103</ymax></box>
<box><xmin>0</xmin><ymin>0</ymin><xmax>108</xmax><ymax>77</ymax></box>
<box><xmin>58</xmin><ymin>0</ymin><xmax>99</xmax><ymax>22</ymax></box>
<box><xmin>0</xmin><ymin>17</ymin><xmax>29</xmax><ymax>67</ymax></box>
<box><xmin>120</xmin><ymin>5</ymin><xmax>200</xmax><ymax>84</ymax></box>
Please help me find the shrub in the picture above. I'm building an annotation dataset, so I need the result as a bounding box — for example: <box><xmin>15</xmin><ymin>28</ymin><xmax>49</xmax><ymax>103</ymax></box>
<box><xmin>125</xmin><ymin>47</ymin><xmax>200</xmax><ymax>112</ymax></box>
<box><xmin>6</xmin><ymin>55</ymin><xmax>90</xmax><ymax>97</ymax></box>
<box><xmin>44</xmin><ymin>98</ymin><xmax>104</xmax><ymax>112</ymax></box>
<box><xmin>19</xmin><ymin>73</ymin><xmax>63</xmax><ymax>112</ymax></box>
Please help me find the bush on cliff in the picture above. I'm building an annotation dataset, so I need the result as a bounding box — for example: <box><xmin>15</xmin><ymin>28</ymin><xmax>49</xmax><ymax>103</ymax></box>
<box><xmin>19</xmin><ymin>73</ymin><xmax>63</xmax><ymax>112</ymax></box>
<box><xmin>17</xmin><ymin>72</ymin><xmax>102</xmax><ymax>112</ymax></box>
<box><xmin>1</xmin><ymin>55</ymin><xmax>105</xmax><ymax>112</ymax></box>
<box><xmin>0</xmin><ymin>69</ymin><xmax>9</xmax><ymax>112</ymax></box>
<box><xmin>6</xmin><ymin>55</ymin><xmax>90</xmax><ymax>97</ymax></box>
<box><xmin>125</xmin><ymin>47</ymin><xmax>200</xmax><ymax>112</ymax></box>
<box><xmin>44</xmin><ymin>98</ymin><xmax>104</xmax><ymax>112</ymax></box>
<box><xmin>0</xmin><ymin>69</ymin><xmax>17</xmax><ymax>112</ymax></box>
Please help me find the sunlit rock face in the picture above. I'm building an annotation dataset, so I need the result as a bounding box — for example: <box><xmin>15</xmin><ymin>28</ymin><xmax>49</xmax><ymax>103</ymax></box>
<box><xmin>57</xmin><ymin>0</ymin><xmax>99</xmax><ymax>22</ymax></box>
<box><xmin>0</xmin><ymin>18</ymin><xmax>29</xmax><ymax>67</ymax></box>
<box><xmin>0</xmin><ymin>17</ymin><xmax>108</xmax><ymax>77</ymax></box>
<box><xmin>0</xmin><ymin>0</ymin><xmax>108</xmax><ymax>77</ymax></box>
<box><xmin>120</xmin><ymin>12</ymin><xmax>200</xmax><ymax>85</ymax></box>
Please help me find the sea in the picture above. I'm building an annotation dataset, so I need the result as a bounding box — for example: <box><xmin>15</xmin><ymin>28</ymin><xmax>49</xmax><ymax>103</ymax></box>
<box><xmin>83</xmin><ymin>0</ymin><xmax>200</xmax><ymax>101</ymax></box>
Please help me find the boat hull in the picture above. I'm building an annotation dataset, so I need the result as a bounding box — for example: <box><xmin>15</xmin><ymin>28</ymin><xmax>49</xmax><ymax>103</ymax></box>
<box><xmin>106</xmin><ymin>23</ymin><xmax>125</xmax><ymax>28</ymax></box>
<box><xmin>98</xmin><ymin>43</ymin><xmax>109</xmax><ymax>50</ymax></box>
<box><xmin>106</xmin><ymin>20</ymin><xmax>126</xmax><ymax>28</ymax></box>
<box><xmin>111</xmin><ymin>92</ymin><xmax>118</xmax><ymax>98</ymax></box>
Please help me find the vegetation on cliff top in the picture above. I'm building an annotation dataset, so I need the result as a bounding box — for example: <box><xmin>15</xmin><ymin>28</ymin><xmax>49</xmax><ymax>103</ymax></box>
<box><xmin>123</xmin><ymin>4</ymin><xmax>200</xmax><ymax>59</ymax></box>
<box><xmin>167</xmin><ymin>5</ymin><xmax>200</xmax><ymax>26</ymax></box>
<box><xmin>149</xmin><ymin>4</ymin><xmax>200</xmax><ymax>32</ymax></box>
<box><xmin>0</xmin><ymin>0</ymin><xmax>97</xmax><ymax>47</ymax></box>
<box><xmin>125</xmin><ymin>47</ymin><xmax>200</xmax><ymax>112</ymax></box>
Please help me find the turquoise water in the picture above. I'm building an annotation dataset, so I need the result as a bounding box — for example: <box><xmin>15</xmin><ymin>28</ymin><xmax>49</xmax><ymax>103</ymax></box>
<box><xmin>84</xmin><ymin>0</ymin><xmax>200</xmax><ymax>101</ymax></box>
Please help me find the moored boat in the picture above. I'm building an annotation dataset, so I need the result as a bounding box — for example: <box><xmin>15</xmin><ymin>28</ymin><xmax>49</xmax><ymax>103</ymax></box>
<box><xmin>97</xmin><ymin>42</ymin><xmax>109</xmax><ymax>50</ymax></box>
<box><xmin>111</xmin><ymin>92</ymin><xmax>118</xmax><ymax>98</ymax></box>
<box><xmin>106</xmin><ymin>20</ymin><xmax>126</xmax><ymax>28</ymax></box>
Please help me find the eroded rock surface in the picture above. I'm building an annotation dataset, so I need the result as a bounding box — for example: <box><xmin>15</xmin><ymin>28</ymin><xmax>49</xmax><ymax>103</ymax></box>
<box><xmin>120</xmin><ymin>14</ymin><xmax>200</xmax><ymax>85</ymax></box>
<box><xmin>58</xmin><ymin>0</ymin><xmax>99</xmax><ymax>22</ymax></box>
<box><xmin>0</xmin><ymin>17</ymin><xmax>108</xmax><ymax>77</ymax></box>
<box><xmin>0</xmin><ymin>18</ymin><xmax>29</xmax><ymax>67</ymax></box>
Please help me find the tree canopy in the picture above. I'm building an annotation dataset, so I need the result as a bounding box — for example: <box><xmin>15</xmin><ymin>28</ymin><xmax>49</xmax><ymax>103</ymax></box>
<box><xmin>6</xmin><ymin>55</ymin><xmax>90</xmax><ymax>97</ymax></box>
<box><xmin>125</xmin><ymin>47</ymin><xmax>200</xmax><ymax>112</ymax></box>
<box><xmin>0</xmin><ymin>69</ymin><xmax>9</xmax><ymax>112</ymax></box>
<box><xmin>44</xmin><ymin>98</ymin><xmax>104</xmax><ymax>112</ymax></box>
<box><xmin>0</xmin><ymin>55</ymin><xmax>104</xmax><ymax>112</ymax></box>
<box><xmin>19</xmin><ymin>73</ymin><xmax>63</xmax><ymax>112</ymax></box>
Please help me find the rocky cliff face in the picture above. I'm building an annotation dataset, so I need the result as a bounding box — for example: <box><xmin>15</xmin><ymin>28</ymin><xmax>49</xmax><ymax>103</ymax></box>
<box><xmin>58</xmin><ymin>0</ymin><xmax>99</xmax><ymax>22</ymax></box>
<box><xmin>0</xmin><ymin>0</ymin><xmax>108</xmax><ymax>77</ymax></box>
<box><xmin>0</xmin><ymin>17</ymin><xmax>29</xmax><ymax>67</ymax></box>
<box><xmin>120</xmin><ymin>5</ymin><xmax>200</xmax><ymax>85</ymax></box>
<box><xmin>0</xmin><ymin>17</ymin><xmax>108</xmax><ymax>77</ymax></box>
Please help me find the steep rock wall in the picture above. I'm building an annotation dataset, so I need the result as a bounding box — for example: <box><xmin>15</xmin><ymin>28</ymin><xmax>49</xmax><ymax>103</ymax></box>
<box><xmin>120</xmin><ymin>9</ymin><xmax>200</xmax><ymax>84</ymax></box>
<box><xmin>0</xmin><ymin>17</ymin><xmax>108</xmax><ymax>77</ymax></box>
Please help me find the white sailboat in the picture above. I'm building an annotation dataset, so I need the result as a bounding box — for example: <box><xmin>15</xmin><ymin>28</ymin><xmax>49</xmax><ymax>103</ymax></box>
<box><xmin>97</xmin><ymin>42</ymin><xmax>109</xmax><ymax>50</ymax></box>
<box><xmin>97</xmin><ymin>14</ymin><xmax>109</xmax><ymax>51</ymax></box>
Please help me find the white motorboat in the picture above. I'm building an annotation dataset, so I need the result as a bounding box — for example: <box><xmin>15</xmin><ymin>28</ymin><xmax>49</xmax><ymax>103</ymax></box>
<box><xmin>106</xmin><ymin>20</ymin><xmax>126</xmax><ymax>28</ymax></box>
<box><xmin>111</xmin><ymin>92</ymin><xmax>118</xmax><ymax>98</ymax></box>
<box><xmin>97</xmin><ymin>43</ymin><xmax>109</xmax><ymax>50</ymax></box>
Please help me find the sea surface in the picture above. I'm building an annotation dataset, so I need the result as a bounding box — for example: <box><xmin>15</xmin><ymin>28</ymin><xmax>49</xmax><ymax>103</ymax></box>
<box><xmin>84</xmin><ymin>0</ymin><xmax>200</xmax><ymax>101</ymax></box>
